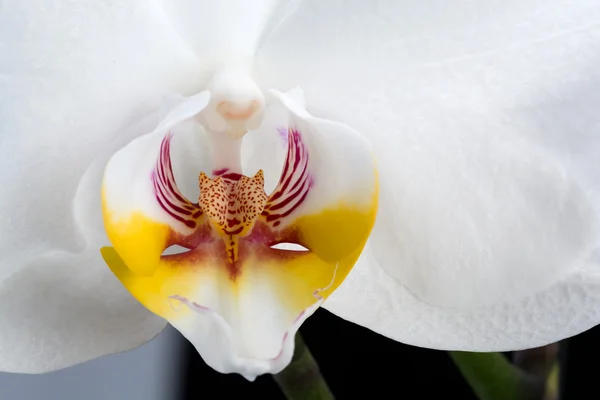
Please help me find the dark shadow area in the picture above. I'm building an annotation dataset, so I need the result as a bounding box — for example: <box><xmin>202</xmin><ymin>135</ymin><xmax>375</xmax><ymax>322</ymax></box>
<box><xmin>559</xmin><ymin>324</ymin><xmax>600</xmax><ymax>400</ymax></box>
<box><xmin>179</xmin><ymin>308</ymin><xmax>477</xmax><ymax>399</ymax></box>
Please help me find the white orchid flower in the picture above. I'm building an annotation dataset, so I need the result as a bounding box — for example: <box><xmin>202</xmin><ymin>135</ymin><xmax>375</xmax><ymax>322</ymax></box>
<box><xmin>2</xmin><ymin>0</ymin><xmax>600</xmax><ymax>382</ymax></box>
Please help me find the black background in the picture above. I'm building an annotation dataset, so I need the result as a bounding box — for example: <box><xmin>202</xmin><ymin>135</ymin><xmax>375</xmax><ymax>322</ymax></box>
<box><xmin>179</xmin><ymin>308</ymin><xmax>600</xmax><ymax>399</ymax></box>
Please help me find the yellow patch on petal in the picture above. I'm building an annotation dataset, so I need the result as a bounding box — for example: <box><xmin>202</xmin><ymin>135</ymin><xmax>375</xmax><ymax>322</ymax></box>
<box><xmin>292</xmin><ymin>202</ymin><xmax>378</xmax><ymax>298</ymax></box>
<box><xmin>101</xmin><ymin>243</ymin><xmax>338</xmax><ymax>333</ymax></box>
<box><xmin>266</xmin><ymin>170</ymin><xmax>379</xmax><ymax>300</ymax></box>
<box><xmin>101</xmin><ymin>246</ymin><xmax>194</xmax><ymax>319</ymax></box>
<box><xmin>295</xmin><ymin>205</ymin><xmax>376</xmax><ymax>263</ymax></box>
<box><xmin>102</xmin><ymin>189</ymin><xmax>170</xmax><ymax>276</ymax></box>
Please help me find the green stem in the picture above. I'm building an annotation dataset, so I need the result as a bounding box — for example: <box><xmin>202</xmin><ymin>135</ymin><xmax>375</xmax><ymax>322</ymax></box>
<box><xmin>450</xmin><ymin>351</ymin><xmax>544</xmax><ymax>400</ymax></box>
<box><xmin>513</xmin><ymin>345</ymin><xmax>559</xmax><ymax>400</ymax></box>
<box><xmin>273</xmin><ymin>334</ymin><xmax>334</xmax><ymax>400</ymax></box>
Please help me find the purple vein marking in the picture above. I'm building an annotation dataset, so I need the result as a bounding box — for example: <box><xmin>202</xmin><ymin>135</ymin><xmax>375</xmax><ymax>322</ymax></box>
<box><xmin>263</xmin><ymin>128</ymin><xmax>312</xmax><ymax>223</ymax></box>
<box><xmin>152</xmin><ymin>132</ymin><xmax>202</xmax><ymax>228</ymax></box>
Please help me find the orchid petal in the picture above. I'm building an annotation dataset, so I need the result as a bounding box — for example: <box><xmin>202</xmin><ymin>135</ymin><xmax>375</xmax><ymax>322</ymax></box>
<box><xmin>158</xmin><ymin>0</ymin><xmax>288</xmax><ymax>68</ymax></box>
<box><xmin>255</xmin><ymin>0</ymin><xmax>600</xmax><ymax>349</ymax></box>
<box><xmin>326</xmin><ymin>246</ymin><xmax>600</xmax><ymax>351</ymax></box>
<box><xmin>0</xmin><ymin>0</ymin><xmax>204</xmax><ymax>371</ymax></box>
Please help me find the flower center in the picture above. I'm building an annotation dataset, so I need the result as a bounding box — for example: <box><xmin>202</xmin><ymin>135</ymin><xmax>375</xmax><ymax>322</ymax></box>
<box><xmin>100</xmin><ymin>82</ymin><xmax>379</xmax><ymax>378</ymax></box>
<box><xmin>199</xmin><ymin>170</ymin><xmax>268</xmax><ymax>262</ymax></box>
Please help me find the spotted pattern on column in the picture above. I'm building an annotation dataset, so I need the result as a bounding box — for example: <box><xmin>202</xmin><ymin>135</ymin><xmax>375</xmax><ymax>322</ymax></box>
<box><xmin>199</xmin><ymin>171</ymin><xmax>268</xmax><ymax>237</ymax></box>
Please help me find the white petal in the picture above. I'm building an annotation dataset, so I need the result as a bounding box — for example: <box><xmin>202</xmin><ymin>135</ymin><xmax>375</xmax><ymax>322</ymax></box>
<box><xmin>326</xmin><ymin>246</ymin><xmax>600</xmax><ymax>351</ymax></box>
<box><xmin>255</xmin><ymin>0</ymin><xmax>600</xmax><ymax>348</ymax></box>
<box><xmin>0</xmin><ymin>248</ymin><xmax>166</xmax><ymax>373</ymax></box>
<box><xmin>158</xmin><ymin>0</ymin><xmax>293</xmax><ymax>68</ymax></box>
<box><xmin>0</xmin><ymin>0</ymin><xmax>202</xmax><ymax>371</ymax></box>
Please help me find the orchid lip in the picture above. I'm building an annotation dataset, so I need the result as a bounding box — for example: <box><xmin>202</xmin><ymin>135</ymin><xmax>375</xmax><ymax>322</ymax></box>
<box><xmin>101</xmin><ymin>87</ymin><xmax>378</xmax><ymax>378</ymax></box>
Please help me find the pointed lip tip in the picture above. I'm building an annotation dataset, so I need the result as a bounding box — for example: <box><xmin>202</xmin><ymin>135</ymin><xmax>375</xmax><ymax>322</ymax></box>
<box><xmin>167</xmin><ymin>294</ymin><xmax>325</xmax><ymax>376</ymax></box>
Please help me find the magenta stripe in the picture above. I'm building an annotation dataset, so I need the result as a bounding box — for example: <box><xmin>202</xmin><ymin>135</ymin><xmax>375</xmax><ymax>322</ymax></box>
<box><xmin>266</xmin><ymin>127</ymin><xmax>310</xmax><ymax>218</ymax></box>
<box><xmin>269</xmin><ymin>156</ymin><xmax>296</xmax><ymax>202</ymax></box>
<box><xmin>266</xmin><ymin>188</ymin><xmax>309</xmax><ymax>222</ymax></box>
<box><xmin>161</xmin><ymin>136</ymin><xmax>188</xmax><ymax>204</ymax></box>
<box><xmin>267</xmin><ymin>177</ymin><xmax>309</xmax><ymax>212</ymax></box>
<box><xmin>154</xmin><ymin>180</ymin><xmax>193</xmax><ymax>216</ymax></box>
<box><xmin>155</xmin><ymin>194</ymin><xmax>196</xmax><ymax>228</ymax></box>
<box><xmin>288</xmin><ymin>159</ymin><xmax>309</xmax><ymax>193</ymax></box>
<box><xmin>192</xmin><ymin>210</ymin><xmax>202</xmax><ymax>218</ymax></box>
<box><xmin>212</xmin><ymin>168</ymin><xmax>229</xmax><ymax>176</ymax></box>
<box><xmin>269</xmin><ymin>131</ymin><xmax>296</xmax><ymax>202</ymax></box>
<box><xmin>221</xmin><ymin>172</ymin><xmax>242</xmax><ymax>181</ymax></box>
<box><xmin>151</xmin><ymin>132</ymin><xmax>203</xmax><ymax>225</ymax></box>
